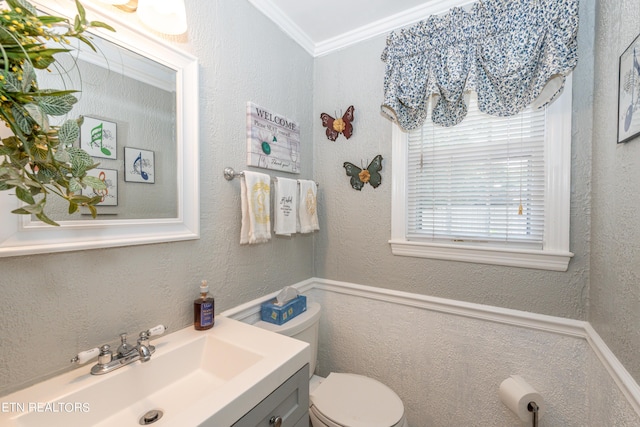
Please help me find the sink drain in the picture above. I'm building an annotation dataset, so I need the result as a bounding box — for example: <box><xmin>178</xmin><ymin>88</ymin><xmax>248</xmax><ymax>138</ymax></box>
<box><xmin>139</xmin><ymin>409</ymin><xmax>163</xmax><ymax>425</ymax></box>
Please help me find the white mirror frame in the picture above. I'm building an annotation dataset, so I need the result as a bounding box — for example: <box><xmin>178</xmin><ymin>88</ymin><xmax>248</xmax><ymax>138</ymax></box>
<box><xmin>0</xmin><ymin>0</ymin><xmax>199</xmax><ymax>257</ymax></box>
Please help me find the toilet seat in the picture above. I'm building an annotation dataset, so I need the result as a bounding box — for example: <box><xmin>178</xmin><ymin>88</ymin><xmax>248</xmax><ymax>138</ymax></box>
<box><xmin>310</xmin><ymin>373</ymin><xmax>405</xmax><ymax>427</ymax></box>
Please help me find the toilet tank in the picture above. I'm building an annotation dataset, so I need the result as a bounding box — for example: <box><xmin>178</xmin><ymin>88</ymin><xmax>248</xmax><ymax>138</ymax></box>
<box><xmin>254</xmin><ymin>302</ymin><xmax>321</xmax><ymax>378</ymax></box>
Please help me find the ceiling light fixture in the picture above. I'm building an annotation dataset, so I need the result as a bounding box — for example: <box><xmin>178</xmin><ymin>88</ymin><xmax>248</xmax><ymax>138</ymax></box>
<box><xmin>93</xmin><ymin>0</ymin><xmax>188</xmax><ymax>35</ymax></box>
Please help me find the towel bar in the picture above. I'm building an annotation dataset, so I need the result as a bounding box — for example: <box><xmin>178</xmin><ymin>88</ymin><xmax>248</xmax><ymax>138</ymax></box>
<box><xmin>223</xmin><ymin>167</ymin><xmax>319</xmax><ymax>187</ymax></box>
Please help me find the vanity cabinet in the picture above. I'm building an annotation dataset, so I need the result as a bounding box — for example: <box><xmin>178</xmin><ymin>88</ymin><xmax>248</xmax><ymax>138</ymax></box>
<box><xmin>233</xmin><ymin>364</ymin><xmax>309</xmax><ymax>427</ymax></box>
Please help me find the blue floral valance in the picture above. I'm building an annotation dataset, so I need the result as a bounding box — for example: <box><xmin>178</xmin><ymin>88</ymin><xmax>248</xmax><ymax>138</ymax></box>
<box><xmin>380</xmin><ymin>0</ymin><xmax>579</xmax><ymax>130</ymax></box>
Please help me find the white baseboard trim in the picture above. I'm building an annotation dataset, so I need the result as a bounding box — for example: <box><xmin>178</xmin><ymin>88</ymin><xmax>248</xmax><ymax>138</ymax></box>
<box><xmin>221</xmin><ymin>277</ymin><xmax>640</xmax><ymax>416</ymax></box>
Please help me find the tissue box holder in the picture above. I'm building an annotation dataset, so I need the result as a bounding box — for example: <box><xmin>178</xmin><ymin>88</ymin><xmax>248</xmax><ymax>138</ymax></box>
<box><xmin>260</xmin><ymin>295</ymin><xmax>307</xmax><ymax>325</ymax></box>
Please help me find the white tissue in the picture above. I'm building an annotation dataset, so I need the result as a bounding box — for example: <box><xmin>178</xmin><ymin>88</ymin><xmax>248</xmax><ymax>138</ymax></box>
<box><xmin>275</xmin><ymin>286</ymin><xmax>299</xmax><ymax>306</ymax></box>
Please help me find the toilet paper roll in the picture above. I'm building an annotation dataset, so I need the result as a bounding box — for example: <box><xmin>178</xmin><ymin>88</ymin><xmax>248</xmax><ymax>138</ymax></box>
<box><xmin>499</xmin><ymin>375</ymin><xmax>544</xmax><ymax>422</ymax></box>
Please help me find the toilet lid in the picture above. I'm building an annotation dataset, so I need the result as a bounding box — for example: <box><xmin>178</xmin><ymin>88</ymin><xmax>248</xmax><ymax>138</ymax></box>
<box><xmin>310</xmin><ymin>373</ymin><xmax>404</xmax><ymax>427</ymax></box>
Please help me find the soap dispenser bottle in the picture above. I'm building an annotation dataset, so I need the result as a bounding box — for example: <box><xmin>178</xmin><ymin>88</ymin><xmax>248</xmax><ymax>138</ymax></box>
<box><xmin>194</xmin><ymin>280</ymin><xmax>214</xmax><ymax>330</ymax></box>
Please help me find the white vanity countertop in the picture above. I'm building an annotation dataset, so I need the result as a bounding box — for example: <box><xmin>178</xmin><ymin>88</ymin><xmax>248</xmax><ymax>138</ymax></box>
<box><xmin>0</xmin><ymin>316</ymin><xmax>310</xmax><ymax>427</ymax></box>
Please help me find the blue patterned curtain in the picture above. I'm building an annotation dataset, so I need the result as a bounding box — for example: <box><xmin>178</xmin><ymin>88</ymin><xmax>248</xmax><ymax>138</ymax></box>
<box><xmin>380</xmin><ymin>0</ymin><xmax>579</xmax><ymax>130</ymax></box>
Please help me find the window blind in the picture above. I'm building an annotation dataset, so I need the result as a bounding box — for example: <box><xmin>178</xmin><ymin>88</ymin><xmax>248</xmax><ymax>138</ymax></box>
<box><xmin>406</xmin><ymin>97</ymin><xmax>547</xmax><ymax>248</ymax></box>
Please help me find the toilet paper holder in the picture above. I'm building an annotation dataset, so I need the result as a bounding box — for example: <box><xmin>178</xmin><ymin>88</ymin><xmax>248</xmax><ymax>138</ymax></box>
<box><xmin>499</xmin><ymin>375</ymin><xmax>543</xmax><ymax>427</ymax></box>
<box><xmin>528</xmin><ymin>401</ymin><xmax>539</xmax><ymax>427</ymax></box>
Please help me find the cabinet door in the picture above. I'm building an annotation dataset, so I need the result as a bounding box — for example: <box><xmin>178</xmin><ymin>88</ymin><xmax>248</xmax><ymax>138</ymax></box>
<box><xmin>233</xmin><ymin>364</ymin><xmax>309</xmax><ymax>427</ymax></box>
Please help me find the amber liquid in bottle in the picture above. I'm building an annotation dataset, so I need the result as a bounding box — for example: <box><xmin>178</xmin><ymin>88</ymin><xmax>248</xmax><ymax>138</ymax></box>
<box><xmin>194</xmin><ymin>281</ymin><xmax>214</xmax><ymax>330</ymax></box>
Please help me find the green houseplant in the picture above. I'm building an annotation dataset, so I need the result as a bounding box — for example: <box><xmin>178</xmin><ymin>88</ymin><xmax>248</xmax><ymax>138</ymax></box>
<box><xmin>0</xmin><ymin>0</ymin><xmax>114</xmax><ymax>225</ymax></box>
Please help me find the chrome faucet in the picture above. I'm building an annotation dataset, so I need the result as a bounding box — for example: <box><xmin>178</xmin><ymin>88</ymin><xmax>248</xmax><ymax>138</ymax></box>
<box><xmin>71</xmin><ymin>325</ymin><xmax>167</xmax><ymax>375</ymax></box>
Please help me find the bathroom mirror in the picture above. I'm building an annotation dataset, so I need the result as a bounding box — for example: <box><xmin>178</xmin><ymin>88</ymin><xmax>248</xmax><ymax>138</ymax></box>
<box><xmin>0</xmin><ymin>0</ymin><xmax>199</xmax><ymax>257</ymax></box>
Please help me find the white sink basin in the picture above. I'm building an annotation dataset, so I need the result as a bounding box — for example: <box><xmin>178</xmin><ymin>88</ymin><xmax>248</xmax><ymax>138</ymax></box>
<box><xmin>0</xmin><ymin>316</ymin><xmax>309</xmax><ymax>427</ymax></box>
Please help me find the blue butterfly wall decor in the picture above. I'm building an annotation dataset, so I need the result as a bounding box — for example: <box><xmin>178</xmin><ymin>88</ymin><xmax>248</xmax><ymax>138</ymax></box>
<box><xmin>343</xmin><ymin>155</ymin><xmax>383</xmax><ymax>191</ymax></box>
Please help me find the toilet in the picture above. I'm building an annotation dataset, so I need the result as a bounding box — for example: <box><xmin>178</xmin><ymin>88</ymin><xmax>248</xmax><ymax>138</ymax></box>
<box><xmin>254</xmin><ymin>302</ymin><xmax>409</xmax><ymax>427</ymax></box>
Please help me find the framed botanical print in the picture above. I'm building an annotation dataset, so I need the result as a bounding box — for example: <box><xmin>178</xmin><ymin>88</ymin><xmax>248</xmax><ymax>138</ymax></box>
<box><xmin>618</xmin><ymin>33</ymin><xmax>640</xmax><ymax>144</ymax></box>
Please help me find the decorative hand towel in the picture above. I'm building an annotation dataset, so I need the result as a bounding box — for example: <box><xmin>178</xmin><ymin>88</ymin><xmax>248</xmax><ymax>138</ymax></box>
<box><xmin>297</xmin><ymin>179</ymin><xmax>319</xmax><ymax>233</ymax></box>
<box><xmin>240</xmin><ymin>171</ymin><xmax>271</xmax><ymax>244</ymax></box>
<box><xmin>274</xmin><ymin>177</ymin><xmax>298</xmax><ymax>236</ymax></box>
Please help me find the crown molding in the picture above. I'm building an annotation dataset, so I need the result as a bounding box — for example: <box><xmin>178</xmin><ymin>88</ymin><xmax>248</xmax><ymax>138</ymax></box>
<box><xmin>248</xmin><ymin>0</ymin><xmax>475</xmax><ymax>57</ymax></box>
<box><xmin>314</xmin><ymin>0</ymin><xmax>475</xmax><ymax>56</ymax></box>
<box><xmin>246</xmin><ymin>0</ymin><xmax>316</xmax><ymax>56</ymax></box>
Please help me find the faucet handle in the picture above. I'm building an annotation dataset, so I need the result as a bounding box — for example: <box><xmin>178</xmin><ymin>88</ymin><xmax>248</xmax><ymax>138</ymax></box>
<box><xmin>147</xmin><ymin>325</ymin><xmax>167</xmax><ymax>337</ymax></box>
<box><xmin>98</xmin><ymin>345</ymin><xmax>113</xmax><ymax>365</ymax></box>
<box><xmin>117</xmin><ymin>333</ymin><xmax>134</xmax><ymax>356</ymax></box>
<box><xmin>70</xmin><ymin>347</ymin><xmax>99</xmax><ymax>364</ymax></box>
<box><xmin>138</xmin><ymin>330</ymin><xmax>150</xmax><ymax>346</ymax></box>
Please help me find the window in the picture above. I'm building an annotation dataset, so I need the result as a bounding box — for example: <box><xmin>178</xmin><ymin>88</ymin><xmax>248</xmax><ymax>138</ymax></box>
<box><xmin>390</xmin><ymin>79</ymin><xmax>574</xmax><ymax>271</ymax></box>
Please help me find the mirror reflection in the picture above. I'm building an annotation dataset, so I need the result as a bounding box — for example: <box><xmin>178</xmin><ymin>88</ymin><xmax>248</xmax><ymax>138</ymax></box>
<box><xmin>0</xmin><ymin>0</ymin><xmax>199</xmax><ymax>257</ymax></box>
<box><xmin>35</xmin><ymin>33</ymin><xmax>178</xmax><ymax>221</ymax></box>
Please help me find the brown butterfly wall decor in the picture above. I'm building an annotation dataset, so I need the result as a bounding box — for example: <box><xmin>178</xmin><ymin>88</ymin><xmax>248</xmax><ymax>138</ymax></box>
<box><xmin>321</xmin><ymin>105</ymin><xmax>354</xmax><ymax>141</ymax></box>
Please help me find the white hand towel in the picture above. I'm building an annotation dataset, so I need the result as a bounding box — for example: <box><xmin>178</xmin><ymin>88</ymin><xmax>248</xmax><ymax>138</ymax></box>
<box><xmin>240</xmin><ymin>171</ymin><xmax>271</xmax><ymax>244</ymax></box>
<box><xmin>297</xmin><ymin>179</ymin><xmax>319</xmax><ymax>233</ymax></box>
<box><xmin>274</xmin><ymin>178</ymin><xmax>298</xmax><ymax>236</ymax></box>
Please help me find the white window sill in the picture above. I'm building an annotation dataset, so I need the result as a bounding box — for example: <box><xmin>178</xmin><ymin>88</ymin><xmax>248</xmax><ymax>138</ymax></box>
<box><xmin>389</xmin><ymin>240</ymin><xmax>574</xmax><ymax>271</ymax></box>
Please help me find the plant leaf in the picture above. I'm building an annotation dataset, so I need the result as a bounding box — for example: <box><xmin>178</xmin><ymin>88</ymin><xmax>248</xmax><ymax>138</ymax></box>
<box><xmin>36</xmin><ymin>212</ymin><xmax>59</xmax><ymax>226</ymax></box>
<box><xmin>12</xmin><ymin>201</ymin><xmax>41</xmax><ymax>215</ymax></box>
<box><xmin>0</xmin><ymin>145</ymin><xmax>14</xmax><ymax>155</ymax></box>
<box><xmin>24</xmin><ymin>103</ymin><xmax>49</xmax><ymax>130</ymax></box>
<box><xmin>68</xmin><ymin>177</ymin><xmax>81</xmax><ymax>193</ymax></box>
<box><xmin>30</xmin><ymin>143</ymin><xmax>49</xmax><ymax>161</ymax></box>
<box><xmin>53</xmin><ymin>148</ymin><xmax>71</xmax><ymax>164</ymax></box>
<box><xmin>21</xmin><ymin>61</ymin><xmax>36</xmax><ymax>93</ymax></box>
<box><xmin>11</xmin><ymin>207</ymin><xmax>31</xmax><ymax>215</ymax></box>
<box><xmin>76</xmin><ymin>34</ymin><xmax>96</xmax><ymax>51</ymax></box>
<box><xmin>89</xmin><ymin>21</ymin><xmax>116</xmax><ymax>32</ymax></box>
<box><xmin>58</xmin><ymin>120</ymin><xmax>79</xmax><ymax>146</ymax></box>
<box><xmin>15</xmin><ymin>186</ymin><xmax>35</xmax><ymax>204</ymax></box>
<box><xmin>75</xmin><ymin>0</ymin><xmax>87</xmax><ymax>23</ymax></box>
<box><xmin>2</xmin><ymin>71</ymin><xmax>21</xmax><ymax>92</ymax></box>
<box><xmin>36</xmin><ymin>96</ymin><xmax>74</xmax><ymax>116</ymax></box>
<box><xmin>60</xmin><ymin>93</ymin><xmax>78</xmax><ymax>106</ymax></box>
<box><xmin>11</xmin><ymin>104</ymin><xmax>32</xmax><ymax>135</ymax></box>
<box><xmin>35</xmin><ymin>167</ymin><xmax>56</xmax><ymax>183</ymax></box>
<box><xmin>37</xmin><ymin>16</ymin><xmax>68</xmax><ymax>25</ymax></box>
<box><xmin>83</xmin><ymin>175</ymin><xmax>107</xmax><ymax>190</ymax></box>
<box><xmin>7</xmin><ymin>0</ymin><xmax>37</xmax><ymax>15</ymax></box>
<box><xmin>67</xmin><ymin>147</ymin><xmax>93</xmax><ymax>176</ymax></box>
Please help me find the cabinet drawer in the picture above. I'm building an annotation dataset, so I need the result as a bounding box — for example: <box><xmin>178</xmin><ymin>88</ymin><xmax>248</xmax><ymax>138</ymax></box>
<box><xmin>232</xmin><ymin>364</ymin><xmax>309</xmax><ymax>427</ymax></box>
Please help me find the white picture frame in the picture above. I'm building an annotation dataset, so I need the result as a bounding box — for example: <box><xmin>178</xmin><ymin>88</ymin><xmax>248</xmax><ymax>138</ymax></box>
<box><xmin>124</xmin><ymin>147</ymin><xmax>155</xmax><ymax>183</ymax></box>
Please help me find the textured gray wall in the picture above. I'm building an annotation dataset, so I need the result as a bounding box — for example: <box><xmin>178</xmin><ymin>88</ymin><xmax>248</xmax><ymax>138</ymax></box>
<box><xmin>590</xmin><ymin>0</ymin><xmax>640</xmax><ymax>383</ymax></box>
<box><xmin>0</xmin><ymin>0</ymin><xmax>314</xmax><ymax>396</ymax></box>
<box><xmin>312</xmin><ymin>0</ymin><xmax>595</xmax><ymax>320</ymax></box>
<box><xmin>305</xmin><ymin>286</ymin><xmax>639</xmax><ymax>426</ymax></box>
<box><xmin>4</xmin><ymin>0</ymin><xmax>640</xmax><ymax>411</ymax></box>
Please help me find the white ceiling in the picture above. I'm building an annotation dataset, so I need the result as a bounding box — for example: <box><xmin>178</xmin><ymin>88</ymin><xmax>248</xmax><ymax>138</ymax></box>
<box><xmin>247</xmin><ymin>0</ymin><xmax>473</xmax><ymax>57</ymax></box>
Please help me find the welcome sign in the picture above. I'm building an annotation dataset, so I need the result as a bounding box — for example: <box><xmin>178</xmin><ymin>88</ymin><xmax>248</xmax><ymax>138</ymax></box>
<box><xmin>247</xmin><ymin>102</ymin><xmax>301</xmax><ymax>173</ymax></box>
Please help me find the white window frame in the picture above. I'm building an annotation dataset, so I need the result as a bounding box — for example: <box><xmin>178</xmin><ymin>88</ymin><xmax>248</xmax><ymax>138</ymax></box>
<box><xmin>390</xmin><ymin>76</ymin><xmax>574</xmax><ymax>271</ymax></box>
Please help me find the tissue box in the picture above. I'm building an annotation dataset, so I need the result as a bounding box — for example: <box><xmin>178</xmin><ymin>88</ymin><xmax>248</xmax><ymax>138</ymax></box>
<box><xmin>260</xmin><ymin>295</ymin><xmax>307</xmax><ymax>325</ymax></box>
